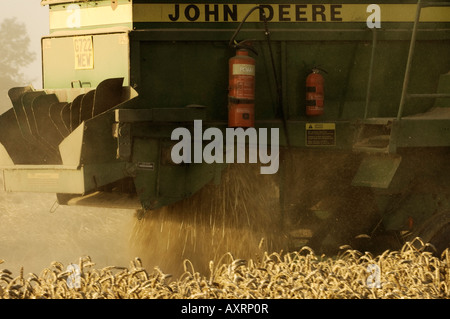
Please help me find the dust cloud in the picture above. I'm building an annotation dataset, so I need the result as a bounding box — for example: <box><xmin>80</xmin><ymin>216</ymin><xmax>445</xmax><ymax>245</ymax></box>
<box><xmin>0</xmin><ymin>152</ymin><xmax>394</xmax><ymax>278</ymax></box>
<box><xmin>0</xmin><ymin>164</ymin><xmax>287</xmax><ymax>278</ymax></box>
<box><xmin>0</xmin><ymin>185</ymin><xmax>135</xmax><ymax>275</ymax></box>
<box><xmin>130</xmin><ymin>164</ymin><xmax>288</xmax><ymax>277</ymax></box>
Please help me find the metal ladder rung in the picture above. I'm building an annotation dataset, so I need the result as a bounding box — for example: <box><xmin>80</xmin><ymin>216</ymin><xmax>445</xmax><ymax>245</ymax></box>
<box><xmin>407</xmin><ymin>93</ymin><xmax>450</xmax><ymax>99</ymax></box>
<box><xmin>421</xmin><ymin>2</ymin><xmax>450</xmax><ymax>7</ymax></box>
<box><xmin>353</xmin><ymin>146</ymin><xmax>390</xmax><ymax>154</ymax></box>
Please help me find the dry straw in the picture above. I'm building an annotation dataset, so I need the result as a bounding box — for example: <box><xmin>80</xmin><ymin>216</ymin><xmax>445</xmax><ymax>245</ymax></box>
<box><xmin>0</xmin><ymin>238</ymin><xmax>448</xmax><ymax>299</ymax></box>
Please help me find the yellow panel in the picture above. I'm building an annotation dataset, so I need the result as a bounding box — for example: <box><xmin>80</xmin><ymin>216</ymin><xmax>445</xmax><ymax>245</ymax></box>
<box><xmin>132</xmin><ymin>3</ymin><xmax>450</xmax><ymax>23</ymax></box>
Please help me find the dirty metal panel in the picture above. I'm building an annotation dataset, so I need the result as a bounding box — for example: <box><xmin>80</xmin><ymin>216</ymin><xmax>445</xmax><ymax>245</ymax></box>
<box><xmin>1</xmin><ymin>161</ymin><xmax>128</xmax><ymax>195</ymax></box>
<box><xmin>22</xmin><ymin>91</ymin><xmax>47</xmax><ymax>138</ymax></box>
<box><xmin>59</xmin><ymin>122</ymin><xmax>84</xmax><ymax>167</ymax></box>
<box><xmin>114</xmin><ymin>107</ymin><xmax>207</xmax><ymax>123</ymax></box>
<box><xmin>92</xmin><ymin>78</ymin><xmax>124</xmax><ymax>117</ymax></box>
<box><xmin>49</xmin><ymin>102</ymin><xmax>71</xmax><ymax>138</ymax></box>
<box><xmin>42</xmin><ymin>32</ymin><xmax>130</xmax><ymax>90</ymax></box>
<box><xmin>394</xmin><ymin>115</ymin><xmax>450</xmax><ymax>148</ymax></box>
<box><xmin>32</xmin><ymin>94</ymin><xmax>64</xmax><ymax>149</ymax></box>
<box><xmin>9</xmin><ymin>86</ymin><xmax>34</xmax><ymax>139</ymax></box>
<box><xmin>2</xmin><ymin>166</ymin><xmax>85</xmax><ymax>194</ymax></box>
<box><xmin>114</xmin><ymin>122</ymin><xmax>132</xmax><ymax>161</ymax></box>
<box><xmin>65</xmin><ymin>191</ymin><xmax>141</xmax><ymax>210</ymax></box>
<box><xmin>70</xmin><ymin>93</ymin><xmax>85</xmax><ymax>130</ymax></box>
<box><xmin>352</xmin><ymin>155</ymin><xmax>402</xmax><ymax>188</ymax></box>
<box><xmin>79</xmin><ymin>90</ymin><xmax>95</xmax><ymax>123</ymax></box>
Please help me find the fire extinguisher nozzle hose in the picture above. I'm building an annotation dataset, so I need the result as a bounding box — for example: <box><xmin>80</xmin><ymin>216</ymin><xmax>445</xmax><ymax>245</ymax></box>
<box><xmin>228</xmin><ymin>5</ymin><xmax>262</xmax><ymax>48</ymax></box>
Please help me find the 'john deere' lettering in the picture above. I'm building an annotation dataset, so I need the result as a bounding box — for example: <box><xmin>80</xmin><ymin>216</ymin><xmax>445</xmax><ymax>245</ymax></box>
<box><xmin>169</xmin><ymin>4</ymin><xmax>238</xmax><ymax>22</ymax></box>
<box><xmin>166</xmin><ymin>4</ymin><xmax>343</xmax><ymax>22</ymax></box>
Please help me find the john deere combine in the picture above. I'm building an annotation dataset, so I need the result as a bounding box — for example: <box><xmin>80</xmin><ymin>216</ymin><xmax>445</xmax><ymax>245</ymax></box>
<box><xmin>0</xmin><ymin>0</ymin><xmax>449</xmax><ymax>254</ymax></box>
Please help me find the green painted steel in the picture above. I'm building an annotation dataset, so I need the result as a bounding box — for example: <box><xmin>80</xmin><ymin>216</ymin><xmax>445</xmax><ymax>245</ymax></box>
<box><xmin>42</xmin><ymin>32</ymin><xmax>130</xmax><ymax>89</ymax></box>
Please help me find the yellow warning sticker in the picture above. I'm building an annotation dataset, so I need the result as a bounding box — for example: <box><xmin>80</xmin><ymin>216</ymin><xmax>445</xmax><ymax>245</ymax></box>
<box><xmin>306</xmin><ymin>123</ymin><xmax>336</xmax><ymax>146</ymax></box>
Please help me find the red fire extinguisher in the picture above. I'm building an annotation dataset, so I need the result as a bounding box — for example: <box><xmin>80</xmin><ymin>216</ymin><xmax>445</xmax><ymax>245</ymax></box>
<box><xmin>228</xmin><ymin>49</ymin><xmax>255</xmax><ymax>127</ymax></box>
<box><xmin>306</xmin><ymin>68</ymin><xmax>325</xmax><ymax>116</ymax></box>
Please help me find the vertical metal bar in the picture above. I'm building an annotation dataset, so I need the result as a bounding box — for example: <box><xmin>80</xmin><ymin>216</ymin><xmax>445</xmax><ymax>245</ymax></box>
<box><xmin>278</xmin><ymin>150</ymin><xmax>287</xmax><ymax>237</ymax></box>
<box><xmin>397</xmin><ymin>0</ymin><xmax>422</xmax><ymax>120</ymax></box>
<box><xmin>364</xmin><ymin>28</ymin><xmax>377</xmax><ymax>119</ymax></box>
<box><xmin>281</xmin><ymin>41</ymin><xmax>288</xmax><ymax>118</ymax></box>
<box><xmin>338</xmin><ymin>42</ymin><xmax>358</xmax><ymax>119</ymax></box>
<box><xmin>129</xmin><ymin>36</ymin><xmax>141</xmax><ymax>90</ymax></box>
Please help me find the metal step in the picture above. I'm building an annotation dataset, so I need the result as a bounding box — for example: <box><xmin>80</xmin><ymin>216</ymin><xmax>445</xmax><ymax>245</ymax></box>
<box><xmin>353</xmin><ymin>120</ymin><xmax>393</xmax><ymax>154</ymax></box>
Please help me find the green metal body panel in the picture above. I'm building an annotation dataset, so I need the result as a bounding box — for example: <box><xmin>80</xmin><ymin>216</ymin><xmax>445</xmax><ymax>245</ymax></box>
<box><xmin>126</xmin><ymin>21</ymin><xmax>450</xmax><ymax>119</ymax></box>
<box><xmin>0</xmin><ymin>1</ymin><xmax>449</xmax><ymax>238</ymax></box>
<box><xmin>42</xmin><ymin>31</ymin><xmax>130</xmax><ymax>89</ymax></box>
<box><xmin>40</xmin><ymin>0</ymin><xmax>450</xmax><ymax>125</ymax></box>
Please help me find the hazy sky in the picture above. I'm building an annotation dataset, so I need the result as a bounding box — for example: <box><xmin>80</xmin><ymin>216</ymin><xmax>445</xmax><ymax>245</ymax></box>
<box><xmin>0</xmin><ymin>0</ymin><xmax>49</xmax><ymax>88</ymax></box>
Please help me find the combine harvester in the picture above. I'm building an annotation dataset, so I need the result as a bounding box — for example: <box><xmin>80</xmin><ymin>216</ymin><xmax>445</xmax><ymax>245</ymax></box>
<box><xmin>0</xmin><ymin>0</ymin><xmax>449</xmax><ymax>268</ymax></box>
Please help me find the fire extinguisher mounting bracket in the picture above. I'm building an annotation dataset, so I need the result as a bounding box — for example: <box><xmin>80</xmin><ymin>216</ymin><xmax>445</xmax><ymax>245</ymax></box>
<box><xmin>232</xmin><ymin>39</ymin><xmax>258</xmax><ymax>56</ymax></box>
<box><xmin>311</xmin><ymin>66</ymin><xmax>328</xmax><ymax>74</ymax></box>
